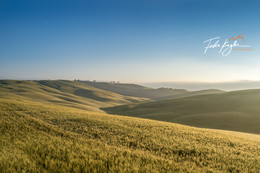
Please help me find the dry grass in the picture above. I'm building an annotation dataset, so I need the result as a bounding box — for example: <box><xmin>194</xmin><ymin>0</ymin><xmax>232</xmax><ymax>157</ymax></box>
<box><xmin>1</xmin><ymin>97</ymin><xmax>260</xmax><ymax>172</ymax></box>
<box><xmin>1</xmin><ymin>80</ymin><xmax>260</xmax><ymax>172</ymax></box>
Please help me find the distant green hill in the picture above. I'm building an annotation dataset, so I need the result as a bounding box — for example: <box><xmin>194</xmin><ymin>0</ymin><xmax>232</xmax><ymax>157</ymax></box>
<box><xmin>104</xmin><ymin>89</ymin><xmax>260</xmax><ymax>134</ymax></box>
<box><xmin>0</xmin><ymin>80</ymin><xmax>147</xmax><ymax>112</ymax></box>
<box><xmin>80</xmin><ymin>81</ymin><xmax>188</xmax><ymax>99</ymax></box>
<box><xmin>155</xmin><ymin>89</ymin><xmax>225</xmax><ymax>100</ymax></box>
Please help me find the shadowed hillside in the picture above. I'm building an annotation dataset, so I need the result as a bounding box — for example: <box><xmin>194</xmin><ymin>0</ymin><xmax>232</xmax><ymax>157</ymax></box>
<box><xmin>104</xmin><ymin>89</ymin><xmax>260</xmax><ymax>134</ymax></box>
<box><xmin>155</xmin><ymin>89</ymin><xmax>225</xmax><ymax>100</ymax></box>
<box><xmin>80</xmin><ymin>81</ymin><xmax>188</xmax><ymax>99</ymax></box>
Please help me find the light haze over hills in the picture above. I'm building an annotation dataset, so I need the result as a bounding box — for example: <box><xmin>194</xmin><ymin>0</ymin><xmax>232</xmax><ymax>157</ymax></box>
<box><xmin>142</xmin><ymin>80</ymin><xmax>260</xmax><ymax>91</ymax></box>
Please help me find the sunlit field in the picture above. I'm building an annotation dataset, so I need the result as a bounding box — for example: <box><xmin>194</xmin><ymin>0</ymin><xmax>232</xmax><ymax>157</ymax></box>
<box><xmin>1</xmin><ymin>80</ymin><xmax>260</xmax><ymax>172</ymax></box>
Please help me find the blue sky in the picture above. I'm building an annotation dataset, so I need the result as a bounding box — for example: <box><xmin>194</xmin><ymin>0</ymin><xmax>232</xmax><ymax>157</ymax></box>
<box><xmin>1</xmin><ymin>0</ymin><xmax>260</xmax><ymax>82</ymax></box>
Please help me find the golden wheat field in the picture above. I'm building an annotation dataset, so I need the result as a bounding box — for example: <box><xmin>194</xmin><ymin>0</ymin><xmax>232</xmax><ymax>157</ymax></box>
<box><xmin>0</xmin><ymin>80</ymin><xmax>260</xmax><ymax>172</ymax></box>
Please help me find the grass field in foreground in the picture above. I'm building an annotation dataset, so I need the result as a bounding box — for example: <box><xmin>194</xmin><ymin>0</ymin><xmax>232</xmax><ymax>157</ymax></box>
<box><xmin>1</xmin><ymin>97</ymin><xmax>260</xmax><ymax>172</ymax></box>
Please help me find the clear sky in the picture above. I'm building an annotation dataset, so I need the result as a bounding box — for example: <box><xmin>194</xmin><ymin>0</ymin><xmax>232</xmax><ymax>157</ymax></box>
<box><xmin>1</xmin><ymin>0</ymin><xmax>260</xmax><ymax>83</ymax></box>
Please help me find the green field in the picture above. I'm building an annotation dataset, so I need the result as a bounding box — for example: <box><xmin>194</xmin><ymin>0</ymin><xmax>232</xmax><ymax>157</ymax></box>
<box><xmin>1</xmin><ymin>80</ymin><xmax>260</xmax><ymax>172</ymax></box>
<box><xmin>105</xmin><ymin>89</ymin><xmax>260</xmax><ymax>134</ymax></box>
<box><xmin>0</xmin><ymin>80</ymin><xmax>147</xmax><ymax>112</ymax></box>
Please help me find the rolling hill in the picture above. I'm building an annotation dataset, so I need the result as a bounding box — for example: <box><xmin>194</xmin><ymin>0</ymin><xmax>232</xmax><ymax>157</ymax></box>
<box><xmin>104</xmin><ymin>89</ymin><xmax>260</xmax><ymax>134</ymax></box>
<box><xmin>155</xmin><ymin>89</ymin><xmax>225</xmax><ymax>100</ymax></box>
<box><xmin>1</xmin><ymin>80</ymin><xmax>260</xmax><ymax>172</ymax></box>
<box><xmin>80</xmin><ymin>81</ymin><xmax>189</xmax><ymax>99</ymax></box>
<box><xmin>1</xmin><ymin>87</ymin><xmax>260</xmax><ymax>172</ymax></box>
<box><xmin>0</xmin><ymin>80</ymin><xmax>147</xmax><ymax>112</ymax></box>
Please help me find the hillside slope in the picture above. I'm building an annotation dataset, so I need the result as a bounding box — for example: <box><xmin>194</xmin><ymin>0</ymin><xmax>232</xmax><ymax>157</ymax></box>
<box><xmin>1</xmin><ymin>97</ymin><xmax>260</xmax><ymax>172</ymax></box>
<box><xmin>80</xmin><ymin>81</ymin><xmax>188</xmax><ymax>99</ymax></box>
<box><xmin>104</xmin><ymin>89</ymin><xmax>260</xmax><ymax>134</ymax></box>
<box><xmin>155</xmin><ymin>89</ymin><xmax>225</xmax><ymax>100</ymax></box>
<box><xmin>0</xmin><ymin>80</ymin><xmax>147</xmax><ymax>112</ymax></box>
